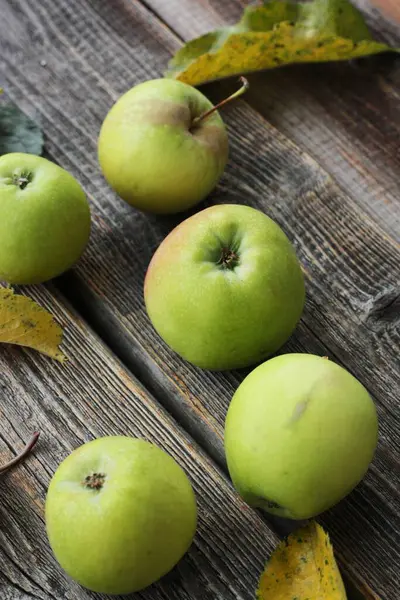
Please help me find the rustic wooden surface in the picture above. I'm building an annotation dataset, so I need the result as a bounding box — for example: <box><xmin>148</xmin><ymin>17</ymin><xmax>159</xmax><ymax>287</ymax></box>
<box><xmin>0</xmin><ymin>286</ymin><xmax>282</xmax><ymax>600</ymax></box>
<box><xmin>0</xmin><ymin>0</ymin><xmax>399</xmax><ymax>599</ymax></box>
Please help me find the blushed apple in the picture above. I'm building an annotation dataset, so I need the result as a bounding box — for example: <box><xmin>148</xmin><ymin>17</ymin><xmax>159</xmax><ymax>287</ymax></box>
<box><xmin>45</xmin><ymin>437</ymin><xmax>197</xmax><ymax>595</ymax></box>
<box><xmin>98</xmin><ymin>78</ymin><xmax>229</xmax><ymax>214</ymax></box>
<box><xmin>225</xmin><ymin>354</ymin><xmax>378</xmax><ymax>520</ymax></box>
<box><xmin>144</xmin><ymin>204</ymin><xmax>305</xmax><ymax>370</ymax></box>
<box><xmin>0</xmin><ymin>153</ymin><xmax>90</xmax><ymax>284</ymax></box>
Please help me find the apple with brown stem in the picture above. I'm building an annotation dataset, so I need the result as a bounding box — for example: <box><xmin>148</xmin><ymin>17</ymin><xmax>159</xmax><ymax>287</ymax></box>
<box><xmin>98</xmin><ymin>77</ymin><xmax>249</xmax><ymax>214</ymax></box>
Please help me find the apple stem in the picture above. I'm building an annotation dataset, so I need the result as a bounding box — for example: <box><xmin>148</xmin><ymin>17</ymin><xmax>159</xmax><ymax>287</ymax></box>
<box><xmin>0</xmin><ymin>432</ymin><xmax>40</xmax><ymax>475</ymax></box>
<box><xmin>191</xmin><ymin>76</ymin><xmax>249</xmax><ymax>127</ymax></box>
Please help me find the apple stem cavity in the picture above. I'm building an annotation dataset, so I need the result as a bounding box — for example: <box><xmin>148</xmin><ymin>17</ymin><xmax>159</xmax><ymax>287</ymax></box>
<box><xmin>83</xmin><ymin>472</ymin><xmax>106</xmax><ymax>491</ymax></box>
<box><xmin>12</xmin><ymin>172</ymin><xmax>32</xmax><ymax>190</ymax></box>
<box><xmin>191</xmin><ymin>76</ymin><xmax>249</xmax><ymax>128</ymax></box>
<box><xmin>17</xmin><ymin>177</ymin><xmax>29</xmax><ymax>190</ymax></box>
<box><xmin>218</xmin><ymin>247</ymin><xmax>239</xmax><ymax>270</ymax></box>
<box><xmin>0</xmin><ymin>432</ymin><xmax>40</xmax><ymax>475</ymax></box>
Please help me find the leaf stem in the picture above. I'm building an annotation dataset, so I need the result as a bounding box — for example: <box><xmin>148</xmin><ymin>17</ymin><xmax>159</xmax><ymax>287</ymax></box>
<box><xmin>0</xmin><ymin>432</ymin><xmax>40</xmax><ymax>475</ymax></box>
<box><xmin>192</xmin><ymin>76</ymin><xmax>249</xmax><ymax>127</ymax></box>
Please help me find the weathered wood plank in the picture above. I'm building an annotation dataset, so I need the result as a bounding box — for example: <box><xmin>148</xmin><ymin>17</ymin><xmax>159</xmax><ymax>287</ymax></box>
<box><xmin>147</xmin><ymin>0</ymin><xmax>400</xmax><ymax>239</ymax></box>
<box><xmin>1</xmin><ymin>0</ymin><xmax>399</xmax><ymax>597</ymax></box>
<box><xmin>0</xmin><ymin>285</ymin><xmax>278</xmax><ymax>599</ymax></box>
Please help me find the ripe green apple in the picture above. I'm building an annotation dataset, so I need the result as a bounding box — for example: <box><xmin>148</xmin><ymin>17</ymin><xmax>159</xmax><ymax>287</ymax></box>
<box><xmin>98</xmin><ymin>78</ymin><xmax>229</xmax><ymax>214</ymax></box>
<box><xmin>0</xmin><ymin>153</ymin><xmax>90</xmax><ymax>284</ymax></box>
<box><xmin>144</xmin><ymin>204</ymin><xmax>305</xmax><ymax>370</ymax></box>
<box><xmin>225</xmin><ymin>354</ymin><xmax>378</xmax><ymax>520</ymax></box>
<box><xmin>45</xmin><ymin>437</ymin><xmax>197</xmax><ymax>595</ymax></box>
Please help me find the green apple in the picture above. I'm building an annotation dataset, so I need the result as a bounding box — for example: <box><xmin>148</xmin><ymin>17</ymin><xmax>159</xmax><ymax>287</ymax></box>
<box><xmin>45</xmin><ymin>436</ymin><xmax>197</xmax><ymax>595</ymax></box>
<box><xmin>144</xmin><ymin>204</ymin><xmax>305</xmax><ymax>370</ymax></box>
<box><xmin>225</xmin><ymin>354</ymin><xmax>378</xmax><ymax>520</ymax></box>
<box><xmin>98</xmin><ymin>78</ymin><xmax>229</xmax><ymax>214</ymax></box>
<box><xmin>0</xmin><ymin>153</ymin><xmax>90</xmax><ymax>284</ymax></box>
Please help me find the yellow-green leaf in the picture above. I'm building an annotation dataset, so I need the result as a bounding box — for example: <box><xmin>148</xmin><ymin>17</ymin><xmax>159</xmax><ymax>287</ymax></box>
<box><xmin>0</xmin><ymin>287</ymin><xmax>66</xmax><ymax>362</ymax></box>
<box><xmin>166</xmin><ymin>0</ymin><xmax>397</xmax><ymax>86</ymax></box>
<box><xmin>257</xmin><ymin>521</ymin><xmax>347</xmax><ymax>600</ymax></box>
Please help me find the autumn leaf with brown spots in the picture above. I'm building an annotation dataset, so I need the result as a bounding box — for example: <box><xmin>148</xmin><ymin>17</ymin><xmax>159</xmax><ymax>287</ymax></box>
<box><xmin>257</xmin><ymin>521</ymin><xmax>347</xmax><ymax>599</ymax></box>
<box><xmin>0</xmin><ymin>287</ymin><xmax>66</xmax><ymax>362</ymax></box>
<box><xmin>166</xmin><ymin>0</ymin><xmax>397</xmax><ymax>86</ymax></box>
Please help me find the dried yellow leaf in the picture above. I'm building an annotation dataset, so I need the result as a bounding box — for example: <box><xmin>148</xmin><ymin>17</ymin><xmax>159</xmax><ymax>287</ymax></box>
<box><xmin>257</xmin><ymin>521</ymin><xmax>347</xmax><ymax>600</ymax></box>
<box><xmin>166</xmin><ymin>0</ymin><xmax>397</xmax><ymax>86</ymax></box>
<box><xmin>0</xmin><ymin>287</ymin><xmax>66</xmax><ymax>362</ymax></box>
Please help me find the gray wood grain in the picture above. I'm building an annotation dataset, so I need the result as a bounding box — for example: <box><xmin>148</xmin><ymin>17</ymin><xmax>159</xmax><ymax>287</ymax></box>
<box><xmin>148</xmin><ymin>0</ymin><xmax>400</xmax><ymax>239</ymax></box>
<box><xmin>0</xmin><ymin>285</ymin><xmax>278</xmax><ymax>600</ymax></box>
<box><xmin>0</xmin><ymin>0</ymin><xmax>399</xmax><ymax>598</ymax></box>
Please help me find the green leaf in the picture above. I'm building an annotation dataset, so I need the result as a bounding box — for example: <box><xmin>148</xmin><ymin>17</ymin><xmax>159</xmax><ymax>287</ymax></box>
<box><xmin>0</xmin><ymin>104</ymin><xmax>44</xmax><ymax>156</ymax></box>
<box><xmin>166</xmin><ymin>0</ymin><xmax>398</xmax><ymax>86</ymax></box>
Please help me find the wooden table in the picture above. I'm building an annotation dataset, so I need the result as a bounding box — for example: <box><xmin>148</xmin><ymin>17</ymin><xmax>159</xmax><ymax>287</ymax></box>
<box><xmin>0</xmin><ymin>1</ymin><xmax>399</xmax><ymax>598</ymax></box>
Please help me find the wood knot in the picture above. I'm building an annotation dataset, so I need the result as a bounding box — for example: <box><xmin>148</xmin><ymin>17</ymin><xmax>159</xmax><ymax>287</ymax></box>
<box><xmin>363</xmin><ymin>285</ymin><xmax>400</xmax><ymax>331</ymax></box>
